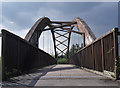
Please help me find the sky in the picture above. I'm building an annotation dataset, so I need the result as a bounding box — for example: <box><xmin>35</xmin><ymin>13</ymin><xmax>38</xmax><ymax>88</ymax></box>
<box><xmin>0</xmin><ymin>2</ymin><xmax>118</xmax><ymax>55</ymax></box>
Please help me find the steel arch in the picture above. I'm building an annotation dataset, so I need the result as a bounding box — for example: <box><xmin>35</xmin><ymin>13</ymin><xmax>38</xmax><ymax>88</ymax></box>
<box><xmin>24</xmin><ymin>17</ymin><xmax>96</xmax><ymax>59</ymax></box>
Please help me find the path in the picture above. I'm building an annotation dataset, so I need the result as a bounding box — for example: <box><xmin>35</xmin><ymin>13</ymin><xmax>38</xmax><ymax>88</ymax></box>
<box><xmin>2</xmin><ymin>64</ymin><xmax>120</xmax><ymax>87</ymax></box>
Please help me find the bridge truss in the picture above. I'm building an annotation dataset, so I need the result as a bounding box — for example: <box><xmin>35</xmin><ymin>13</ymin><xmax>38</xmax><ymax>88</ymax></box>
<box><xmin>24</xmin><ymin>17</ymin><xmax>96</xmax><ymax>59</ymax></box>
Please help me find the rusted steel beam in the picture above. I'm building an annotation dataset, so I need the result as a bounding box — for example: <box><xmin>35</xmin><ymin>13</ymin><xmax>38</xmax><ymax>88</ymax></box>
<box><xmin>42</xmin><ymin>28</ymin><xmax>52</xmax><ymax>31</ymax></box>
<box><xmin>55</xmin><ymin>39</ymin><xmax>68</xmax><ymax>47</ymax></box>
<box><xmin>54</xmin><ymin>29</ymin><xmax>69</xmax><ymax>32</ymax></box>
<box><xmin>56</xmin><ymin>39</ymin><xmax>68</xmax><ymax>47</ymax></box>
<box><xmin>67</xmin><ymin>26</ymin><xmax>74</xmax><ymax>60</ymax></box>
<box><xmin>62</xmin><ymin>47</ymin><xmax>68</xmax><ymax>52</ymax></box>
<box><xmin>44</xmin><ymin>24</ymin><xmax>75</xmax><ymax>33</ymax></box>
<box><xmin>58</xmin><ymin>47</ymin><xmax>68</xmax><ymax>53</ymax></box>
<box><xmin>56</xmin><ymin>47</ymin><xmax>66</xmax><ymax>55</ymax></box>
<box><xmin>58</xmin><ymin>52</ymin><xmax>66</xmax><ymax>56</ymax></box>
<box><xmin>58</xmin><ymin>48</ymin><xmax>68</xmax><ymax>55</ymax></box>
<box><xmin>54</xmin><ymin>31</ymin><xmax>69</xmax><ymax>38</ymax></box>
<box><xmin>62</xmin><ymin>28</ymin><xmax>84</xmax><ymax>35</ymax></box>
<box><xmin>54</xmin><ymin>31</ymin><xmax>69</xmax><ymax>37</ymax></box>
<box><xmin>55</xmin><ymin>34</ymin><xmax>68</xmax><ymax>39</ymax></box>
<box><xmin>51</xmin><ymin>30</ymin><xmax>57</xmax><ymax>59</ymax></box>
<box><xmin>48</xmin><ymin>23</ymin><xmax>75</xmax><ymax>29</ymax></box>
<box><xmin>54</xmin><ymin>31</ymin><xmax>69</xmax><ymax>35</ymax></box>
<box><xmin>51</xmin><ymin>21</ymin><xmax>76</xmax><ymax>24</ymax></box>
<box><xmin>54</xmin><ymin>29</ymin><xmax>69</xmax><ymax>58</ymax></box>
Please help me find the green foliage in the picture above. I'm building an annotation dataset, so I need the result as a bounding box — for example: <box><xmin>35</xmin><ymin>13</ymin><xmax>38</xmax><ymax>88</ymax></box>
<box><xmin>50</xmin><ymin>51</ymin><xmax>59</xmax><ymax>58</ymax></box>
<box><xmin>50</xmin><ymin>44</ymin><xmax>83</xmax><ymax>60</ymax></box>
<box><xmin>116</xmin><ymin>56</ymin><xmax>120</xmax><ymax>79</ymax></box>
<box><xmin>109</xmin><ymin>73</ymin><xmax>115</xmax><ymax>78</ymax></box>
<box><xmin>5</xmin><ymin>71</ymin><xmax>12</xmax><ymax>79</ymax></box>
<box><xmin>69</xmin><ymin>43</ymin><xmax>83</xmax><ymax>57</ymax></box>
<box><xmin>50</xmin><ymin>52</ymin><xmax>55</xmax><ymax>58</ymax></box>
<box><xmin>57</xmin><ymin>58</ymin><xmax>67</xmax><ymax>64</ymax></box>
<box><xmin>5</xmin><ymin>67</ymin><xmax>22</xmax><ymax>80</ymax></box>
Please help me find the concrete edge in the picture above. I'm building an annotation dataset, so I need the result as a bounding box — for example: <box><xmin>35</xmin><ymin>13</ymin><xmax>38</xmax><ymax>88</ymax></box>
<box><xmin>77</xmin><ymin>67</ymin><xmax>117</xmax><ymax>80</ymax></box>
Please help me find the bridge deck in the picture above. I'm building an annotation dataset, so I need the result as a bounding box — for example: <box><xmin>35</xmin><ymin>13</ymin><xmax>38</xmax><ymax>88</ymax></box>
<box><xmin>2</xmin><ymin>65</ymin><xmax>120</xmax><ymax>87</ymax></box>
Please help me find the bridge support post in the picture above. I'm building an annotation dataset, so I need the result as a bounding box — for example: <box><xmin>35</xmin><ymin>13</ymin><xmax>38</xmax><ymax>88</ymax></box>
<box><xmin>113</xmin><ymin>28</ymin><xmax>119</xmax><ymax>80</ymax></box>
<box><xmin>51</xmin><ymin>30</ymin><xmax>57</xmax><ymax>60</ymax></box>
<box><xmin>83</xmin><ymin>33</ymin><xmax>86</xmax><ymax>47</ymax></box>
<box><xmin>1</xmin><ymin>30</ymin><xmax>5</xmax><ymax>81</ymax></box>
<box><xmin>101</xmin><ymin>39</ymin><xmax>104</xmax><ymax>72</ymax></box>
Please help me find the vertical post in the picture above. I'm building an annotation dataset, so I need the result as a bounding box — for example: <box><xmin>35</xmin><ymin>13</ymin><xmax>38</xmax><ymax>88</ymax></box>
<box><xmin>83</xmin><ymin>33</ymin><xmax>85</xmax><ymax>47</ymax></box>
<box><xmin>1</xmin><ymin>30</ymin><xmax>6</xmax><ymax>81</ymax></box>
<box><xmin>0</xmin><ymin>33</ymin><xmax>2</xmax><ymax>37</ymax></box>
<box><xmin>101</xmin><ymin>38</ymin><xmax>104</xmax><ymax>72</ymax></box>
<box><xmin>18</xmin><ymin>39</ymin><xmax>20</xmax><ymax>72</ymax></box>
<box><xmin>0</xmin><ymin>33</ymin><xmax>2</xmax><ymax>81</ymax></box>
<box><xmin>117</xmin><ymin>1</ymin><xmax>120</xmax><ymax>79</ymax></box>
<box><xmin>51</xmin><ymin>30</ymin><xmax>57</xmax><ymax>60</ymax></box>
<box><xmin>36</xmin><ymin>33</ymin><xmax>39</xmax><ymax>48</ymax></box>
<box><xmin>67</xmin><ymin>32</ymin><xmax>71</xmax><ymax>63</ymax></box>
<box><xmin>113</xmin><ymin>28</ymin><xmax>119</xmax><ymax>80</ymax></box>
<box><xmin>92</xmin><ymin>44</ymin><xmax>95</xmax><ymax>70</ymax></box>
<box><xmin>67</xmin><ymin>26</ymin><xmax>74</xmax><ymax>63</ymax></box>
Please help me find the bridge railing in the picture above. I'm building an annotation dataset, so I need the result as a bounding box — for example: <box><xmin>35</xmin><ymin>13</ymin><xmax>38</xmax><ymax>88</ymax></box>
<box><xmin>1</xmin><ymin>29</ymin><xmax>57</xmax><ymax>80</ymax></box>
<box><xmin>69</xmin><ymin>28</ymin><xmax>120</xmax><ymax>80</ymax></box>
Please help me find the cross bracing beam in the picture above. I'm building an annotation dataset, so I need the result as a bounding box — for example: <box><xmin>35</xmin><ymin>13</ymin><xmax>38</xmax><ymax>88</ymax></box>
<box><xmin>54</xmin><ymin>31</ymin><xmax>69</xmax><ymax>39</ymax></box>
<box><xmin>56</xmin><ymin>39</ymin><xmax>68</xmax><ymax>47</ymax></box>
<box><xmin>58</xmin><ymin>48</ymin><xmax>68</xmax><ymax>56</ymax></box>
<box><xmin>55</xmin><ymin>39</ymin><xmax>68</xmax><ymax>47</ymax></box>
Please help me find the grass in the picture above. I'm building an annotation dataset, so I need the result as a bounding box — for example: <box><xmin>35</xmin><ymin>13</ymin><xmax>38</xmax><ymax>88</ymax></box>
<box><xmin>57</xmin><ymin>58</ymin><xmax>67</xmax><ymax>64</ymax></box>
<box><xmin>116</xmin><ymin>56</ymin><xmax>120</xmax><ymax>79</ymax></box>
<box><xmin>109</xmin><ymin>73</ymin><xmax>115</xmax><ymax>78</ymax></box>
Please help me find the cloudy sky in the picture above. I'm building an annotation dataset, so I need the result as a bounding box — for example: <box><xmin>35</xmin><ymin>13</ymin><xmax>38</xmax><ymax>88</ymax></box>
<box><xmin>0</xmin><ymin>2</ymin><xmax>118</xmax><ymax>55</ymax></box>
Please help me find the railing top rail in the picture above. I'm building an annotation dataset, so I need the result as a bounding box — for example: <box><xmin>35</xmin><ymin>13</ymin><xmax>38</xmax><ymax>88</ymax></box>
<box><xmin>1</xmin><ymin>29</ymin><xmax>52</xmax><ymax>56</ymax></box>
<box><xmin>76</xmin><ymin>28</ymin><xmax>118</xmax><ymax>53</ymax></box>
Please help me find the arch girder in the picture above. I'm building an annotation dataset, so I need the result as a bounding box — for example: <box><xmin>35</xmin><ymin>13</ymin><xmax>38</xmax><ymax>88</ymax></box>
<box><xmin>73</xmin><ymin>17</ymin><xmax>97</xmax><ymax>45</ymax></box>
<box><xmin>25</xmin><ymin>17</ymin><xmax>51</xmax><ymax>47</ymax></box>
<box><xmin>24</xmin><ymin>17</ymin><xmax>96</xmax><ymax>60</ymax></box>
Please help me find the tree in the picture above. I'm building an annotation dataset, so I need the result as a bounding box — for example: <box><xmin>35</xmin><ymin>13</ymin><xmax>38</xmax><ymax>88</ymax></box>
<box><xmin>68</xmin><ymin>43</ymin><xmax>83</xmax><ymax>57</ymax></box>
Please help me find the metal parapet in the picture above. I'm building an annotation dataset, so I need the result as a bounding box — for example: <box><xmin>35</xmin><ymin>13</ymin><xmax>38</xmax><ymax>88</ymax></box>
<box><xmin>1</xmin><ymin>29</ymin><xmax>57</xmax><ymax>80</ymax></box>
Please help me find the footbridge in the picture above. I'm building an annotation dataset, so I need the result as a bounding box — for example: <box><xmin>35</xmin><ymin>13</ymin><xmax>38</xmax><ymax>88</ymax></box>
<box><xmin>1</xmin><ymin>17</ymin><xmax>120</xmax><ymax>87</ymax></box>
